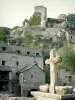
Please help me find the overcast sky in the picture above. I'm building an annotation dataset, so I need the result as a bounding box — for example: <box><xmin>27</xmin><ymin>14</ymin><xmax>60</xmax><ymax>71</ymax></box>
<box><xmin>0</xmin><ymin>0</ymin><xmax>75</xmax><ymax>28</ymax></box>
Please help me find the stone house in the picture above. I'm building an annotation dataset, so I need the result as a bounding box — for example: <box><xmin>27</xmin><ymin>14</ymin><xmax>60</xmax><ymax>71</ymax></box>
<box><xmin>56</xmin><ymin>68</ymin><xmax>75</xmax><ymax>86</ymax></box>
<box><xmin>17</xmin><ymin>62</ymin><xmax>45</xmax><ymax>96</ymax></box>
<box><xmin>0</xmin><ymin>41</ymin><xmax>45</xmax><ymax>96</ymax></box>
<box><xmin>69</xmin><ymin>32</ymin><xmax>75</xmax><ymax>44</ymax></box>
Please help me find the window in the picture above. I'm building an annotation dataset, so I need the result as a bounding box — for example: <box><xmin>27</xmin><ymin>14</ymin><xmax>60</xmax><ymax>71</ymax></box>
<box><xmin>71</xmin><ymin>36</ymin><xmax>72</xmax><ymax>39</ymax></box>
<box><xmin>68</xmin><ymin>76</ymin><xmax>72</xmax><ymax>82</ymax></box>
<box><xmin>50</xmin><ymin>24</ymin><xmax>53</xmax><ymax>28</ymax></box>
<box><xmin>27</xmin><ymin>51</ymin><xmax>30</xmax><ymax>55</ymax></box>
<box><xmin>16</xmin><ymin>62</ymin><xmax>19</xmax><ymax>65</ymax></box>
<box><xmin>2</xmin><ymin>47</ymin><xmax>6</xmax><ymax>51</ymax></box>
<box><xmin>16</xmin><ymin>50</ymin><xmax>20</xmax><ymax>54</ymax></box>
<box><xmin>50</xmin><ymin>38</ymin><xmax>52</xmax><ymax>41</ymax></box>
<box><xmin>31</xmin><ymin>74</ymin><xmax>33</xmax><ymax>78</ymax></box>
<box><xmin>63</xmin><ymin>16</ymin><xmax>64</xmax><ymax>18</ymax></box>
<box><xmin>2</xmin><ymin>60</ymin><xmax>5</xmax><ymax>65</ymax></box>
<box><xmin>36</xmin><ymin>53</ymin><xmax>39</xmax><ymax>56</ymax></box>
<box><xmin>65</xmin><ymin>76</ymin><xmax>67</xmax><ymax>78</ymax></box>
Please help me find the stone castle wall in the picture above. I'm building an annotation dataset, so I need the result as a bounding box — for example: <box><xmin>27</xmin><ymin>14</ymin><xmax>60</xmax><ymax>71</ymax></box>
<box><xmin>34</xmin><ymin>5</ymin><xmax>47</xmax><ymax>27</ymax></box>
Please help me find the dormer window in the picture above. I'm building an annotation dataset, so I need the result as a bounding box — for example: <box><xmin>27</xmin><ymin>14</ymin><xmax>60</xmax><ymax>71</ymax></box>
<box><xmin>27</xmin><ymin>51</ymin><xmax>30</xmax><ymax>55</ymax></box>
<box><xmin>36</xmin><ymin>53</ymin><xmax>39</xmax><ymax>56</ymax></box>
<box><xmin>16</xmin><ymin>50</ymin><xmax>20</xmax><ymax>54</ymax></box>
<box><xmin>2</xmin><ymin>47</ymin><xmax>6</xmax><ymax>51</ymax></box>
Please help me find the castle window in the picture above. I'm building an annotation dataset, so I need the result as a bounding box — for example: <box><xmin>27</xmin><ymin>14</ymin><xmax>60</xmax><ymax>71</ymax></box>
<box><xmin>27</xmin><ymin>51</ymin><xmax>30</xmax><ymax>55</ymax></box>
<box><xmin>16</xmin><ymin>50</ymin><xmax>20</xmax><ymax>54</ymax></box>
<box><xmin>2</xmin><ymin>47</ymin><xmax>6</xmax><ymax>51</ymax></box>
<box><xmin>2</xmin><ymin>60</ymin><xmax>5</xmax><ymax>65</ymax></box>
<box><xmin>36</xmin><ymin>53</ymin><xmax>39</xmax><ymax>56</ymax></box>
<box><xmin>16</xmin><ymin>62</ymin><xmax>19</xmax><ymax>65</ymax></box>
<box><xmin>71</xmin><ymin>36</ymin><xmax>72</xmax><ymax>39</ymax></box>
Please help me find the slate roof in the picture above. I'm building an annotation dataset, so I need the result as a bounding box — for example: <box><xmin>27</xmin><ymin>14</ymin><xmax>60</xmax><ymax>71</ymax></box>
<box><xmin>17</xmin><ymin>62</ymin><xmax>44</xmax><ymax>73</ymax></box>
<box><xmin>0</xmin><ymin>65</ymin><xmax>12</xmax><ymax>71</ymax></box>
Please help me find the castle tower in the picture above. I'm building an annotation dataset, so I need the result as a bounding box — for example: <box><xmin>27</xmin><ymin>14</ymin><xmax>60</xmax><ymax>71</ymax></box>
<box><xmin>57</xmin><ymin>14</ymin><xmax>66</xmax><ymax>20</ymax></box>
<box><xmin>34</xmin><ymin>5</ymin><xmax>47</xmax><ymax>27</ymax></box>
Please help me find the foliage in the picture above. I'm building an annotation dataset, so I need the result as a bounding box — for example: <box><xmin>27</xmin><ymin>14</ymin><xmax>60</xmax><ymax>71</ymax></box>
<box><xmin>57</xmin><ymin>44</ymin><xmax>75</xmax><ymax>73</ymax></box>
<box><xmin>67</xmin><ymin>14</ymin><xmax>75</xmax><ymax>30</ymax></box>
<box><xmin>0</xmin><ymin>27</ymin><xmax>10</xmax><ymax>41</ymax></box>
<box><xmin>24</xmin><ymin>33</ymin><xmax>37</xmax><ymax>48</ymax></box>
<box><xmin>67</xmin><ymin>14</ymin><xmax>75</xmax><ymax>24</ymax></box>
<box><xmin>29</xmin><ymin>15</ymin><xmax>41</xmax><ymax>26</ymax></box>
<box><xmin>0</xmin><ymin>28</ymin><xmax>5</xmax><ymax>40</ymax></box>
<box><xmin>70</xmin><ymin>27</ymin><xmax>75</xmax><ymax>31</ymax></box>
<box><xmin>42</xmin><ymin>42</ymin><xmax>48</xmax><ymax>48</ymax></box>
<box><xmin>42</xmin><ymin>51</ymin><xmax>49</xmax><ymax>60</ymax></box>
<box><xmin>47</xmin><ymin>18</ymin><xmax>64</xmax><ymax>24</ymax></box>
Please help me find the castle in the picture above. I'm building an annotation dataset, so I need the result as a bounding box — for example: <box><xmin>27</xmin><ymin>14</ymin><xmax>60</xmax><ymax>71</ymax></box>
<box><xmin>9</xmin><ymin>5</ymin><xmax>67</xmax><ymax>48</ymax></box>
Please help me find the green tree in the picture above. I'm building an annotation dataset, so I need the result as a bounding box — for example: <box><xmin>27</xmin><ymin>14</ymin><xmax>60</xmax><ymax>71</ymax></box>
<box><xmin>67</xmin><ymin>14</ymin><xmax>75</xmax><ymax>30</ymax></box>
<box><xmin>67</xmin><ymin>14</ymin><xmax>75</xmax><ymax>24</ymax></box>
<box><xmin>29</xmin><ymin>15</ymin><xmax>41</xmax><ymax>26</ymax></box>
<box><xmin>0</xmin><ymin>27</ymin><xmax>10</xmax><ymax>41</ymax></box>
<box><xmin>24</xmin><ymin>33</ymin><xmax>37</xmax><ymax>48</ymax></box>
<box><xmin>57</xmin><ymin>44</ymin><xmax>75</xmax><ymax>73</ymax></box>
<box><xmin>0</xmin><ymin>28</ymin><xmax>5</xmax><ymax>40</ymax></box>
<box><xmin>30</xmin><ymin>42</ymin><xmax>37</xmax><ymax>48</ymax></box>
<box><xmin>24</xmin><ymin>33</ymin><xmax>32</xmax><ymax>47</ymax></box>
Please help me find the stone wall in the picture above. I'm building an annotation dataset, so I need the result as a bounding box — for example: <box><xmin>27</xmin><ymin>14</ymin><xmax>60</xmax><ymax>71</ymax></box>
<box><xmin>34</xmin><ymin>5</ymin><xmax>47</xmax><ymax>27</ymax></box>
<box><xmin>9</xmin><ymin>97</ymin><xmax>35</xmax><ymax>100</ymax></box>
<box><xmin>56</xmin><ymin>68</ymin><xmax>75</xmax><ymax>86</ymax></box>
<box><xmin>0</xmin><ymin>94</ymin><xmax>35</xmax><ymax>100</ymax></box>
<box><xmin>0</xmin><ymin>42</ymin><xmax>45</xmax><ymax>96</ymax></box>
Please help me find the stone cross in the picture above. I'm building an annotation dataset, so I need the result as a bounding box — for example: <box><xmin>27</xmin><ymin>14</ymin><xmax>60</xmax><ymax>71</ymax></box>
<box><xmin>45</xmin><ymin>48</ymin><xmax>61</xmax><ymax>94</ymax></box>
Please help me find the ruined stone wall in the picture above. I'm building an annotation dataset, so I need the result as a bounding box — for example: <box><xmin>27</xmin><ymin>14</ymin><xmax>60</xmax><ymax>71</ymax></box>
<box><xmin>56</xmin><ymin>69</ymin><xmax>75</xmax><ymax>86</ymax></box>
<box><xmin>34</xmin><ymin>5</ymin><xmax>47</xmax><ymax>27</ymax></box>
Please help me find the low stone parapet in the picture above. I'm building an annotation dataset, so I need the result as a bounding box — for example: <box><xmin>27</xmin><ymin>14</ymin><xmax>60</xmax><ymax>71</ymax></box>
<box><xmin>9</xmin><ymin>97</ymin><xmax>35</xmax><ymax>100</ymax></box>
<box><xmin>0</xmin><ymin>94</ymin><xmax>35</xmax><ymax>100</ymax></box>
<box><xmin>31</xmin><ymin>91</ymin><xmax>75</xmax><ymax>100</ymax></box>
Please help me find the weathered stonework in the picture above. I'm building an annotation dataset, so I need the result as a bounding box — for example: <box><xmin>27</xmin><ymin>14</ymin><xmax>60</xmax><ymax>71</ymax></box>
<box><xmin>31</xmin><ymin>49</ymin><xmax>75</xmax><ymax>100</ymax></box>
<box><xmin>31</xmin><ymin>91</ymin><xmax>75</xmax><ymax>100</ymax></box>
<box><xmin>0</xmin><ymin>41</ymin><xmax>45</xmax><ymax>96</ymax></box>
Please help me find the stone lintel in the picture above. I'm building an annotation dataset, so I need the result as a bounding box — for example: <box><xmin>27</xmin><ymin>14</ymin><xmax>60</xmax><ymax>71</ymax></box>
<box><xmin>31</xmin><ymin>91</ymin><xmax>75</xmax><ymax>100</ymax></box>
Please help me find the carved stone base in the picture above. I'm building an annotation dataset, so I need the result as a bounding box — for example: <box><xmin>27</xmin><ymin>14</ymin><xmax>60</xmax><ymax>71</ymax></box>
<box><xmin>31</xmin><ymin>91</ymin><xmax>75</xmax><ymax>100</ymax></box>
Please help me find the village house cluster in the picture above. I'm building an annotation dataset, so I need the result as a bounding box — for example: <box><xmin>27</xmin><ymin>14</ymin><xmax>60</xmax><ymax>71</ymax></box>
<box><xmin>0</xmin><ymin>5</ymin><xmax>75</xmax><ymax>97</ymax></box>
